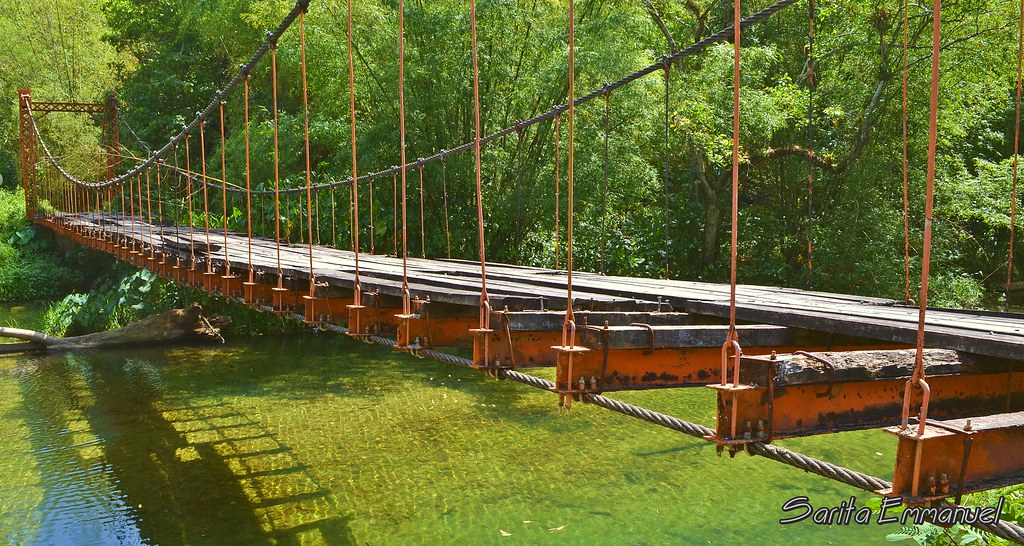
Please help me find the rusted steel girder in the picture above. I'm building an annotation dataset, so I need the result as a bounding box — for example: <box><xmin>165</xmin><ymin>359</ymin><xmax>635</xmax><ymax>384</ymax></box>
<box><xmin>552</xmin><ymin>324</ymin><xmax>907</xmax><ymax>396</ymax></box>
<box><xmin>883</xmin><ymin>411</ymin><xmax>1024</xmax><ymax>504</ymax></box>
<box><xmin>709</xmin><ymin>350</ymin><xmax>1024</xmax><ymax>447</ymax></box>
<box><xmin>346</xmin><ymin>291</ymin><xmax>403</xmax><ymax>336</ymax></box>
<box><xmin>29</xmin><ymin>101</ymin><xmax>106</xmax><ymax>115</ymax></box>
<box><xmin>396</xmin><ymin>298</ymin><xmax>478</xmax><ymax>350</ymax></box>
<box><xmin>472</xmin><ymin>310</ymin><xmax>694</xmax><ymax>370</ymax></box>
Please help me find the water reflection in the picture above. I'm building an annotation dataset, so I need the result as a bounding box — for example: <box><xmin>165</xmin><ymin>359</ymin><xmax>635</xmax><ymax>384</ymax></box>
<box><xmin>1</xmin><ymin>335</ymin><xmax>898</xmax><ymax>545</ymax></box>
<box><xmin>3</xmin><ymin>349</ymin><xmax>354</xmax><ymax>545</ymax></box>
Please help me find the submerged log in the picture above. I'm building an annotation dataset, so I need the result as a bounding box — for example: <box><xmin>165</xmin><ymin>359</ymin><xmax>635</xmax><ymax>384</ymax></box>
<box><xmin>0</xmin><ymin>304</ymin><xmax>229</xmax><ymax>354</ymax></box>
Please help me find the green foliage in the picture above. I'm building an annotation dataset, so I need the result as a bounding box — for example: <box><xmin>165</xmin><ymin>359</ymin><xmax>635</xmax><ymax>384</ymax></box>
<box><xmin>885</xmin><ymin>524</ymin><xmax>945</xmax><ymax>545</ymax></box>
<box><xmin>93</xmin><ymin>0</ymin><xmax>1018</xmax><ymax>306</ymax></box>
<box><xmin>0</xmin><ymin>246</ymin><xmax>85</xmax><ymax>303</ymax></box>
<box><xmin>0</xmin><ymin>0</ymin><xmax>132</xmax><ymax>185</ymax></box>
<box><xmin>41</xmin><ymin>267</ymin><xmax>157</xmax><ymax>335</ymax></box>
<box><xmin>0</xmin><ymin>189</ymin><xmax>84</xmax><ymax>303</ymax></box>
<box><xmin>0</xmin><ymin>0</ymin><xmax>1018</xmax><ymax>308</ymax></box>
<box><xmin>40</xmin><ymin>263</ymin><xmax>298</xmax><ymax>337</ymax></box>
<box><xmin>868</xmin><ymin>485</ymin><xmax>1024</xmax><ymax>545</ymax></box>
<box><xmin>930</xmin><ymin>273</ymin><xmax>986</xmax><ymax>309</ymax></box>
<box><xmin>0</xmin><ymin>187</ymin><xmax>26</xmax><ymax>239</ymax></box>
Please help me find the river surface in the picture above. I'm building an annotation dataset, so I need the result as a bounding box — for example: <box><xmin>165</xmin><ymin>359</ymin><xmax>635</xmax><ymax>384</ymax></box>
<box><xmin>0</xmin><ymin>307</ymin><xmax>900</xmax><ymax>545</ymax></box>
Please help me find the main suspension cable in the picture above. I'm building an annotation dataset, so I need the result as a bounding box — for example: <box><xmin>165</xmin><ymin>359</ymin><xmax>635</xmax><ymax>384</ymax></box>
<box><xmin>203</xmin><ymin>0</ymin><xmax>800</xmax><ymax>198</ymax></box>
<box><xmin>35</xmin><ymin>0</ymin><xmax>798</xmax><ymax>196</ymax></box>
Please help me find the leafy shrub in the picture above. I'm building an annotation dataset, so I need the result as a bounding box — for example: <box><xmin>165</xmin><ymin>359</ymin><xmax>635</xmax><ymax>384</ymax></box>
<box><xmin>0</xmin><ymin>188</ymin><xmax>26</xmax><ymax>239</ymax></box>
<box><xmin>0</xmin><ymin>241</ymin><xmax>85</xmax><ymax>303</ymax></box>
<box><xmin>40</xmin><ymin>265</ymin><xmax>294</xmax><ymax>337</ymax></box>
<box><xmin>929</xmin><ymin>273</ymin><xmax>985</xmax><ymax>309</ymax></box>
<box><xmin>0</xmin><ymin>189</ymin><xmax>87</xmax><ymax>303</ymax></box>
<box><xmin>40</xmin><ymin>269</ymin><xmax>158</xmax><ymax>336</ymax></box>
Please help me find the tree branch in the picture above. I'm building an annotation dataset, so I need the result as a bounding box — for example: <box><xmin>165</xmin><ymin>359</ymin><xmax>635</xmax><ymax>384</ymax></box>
<box><xmin>642</xmin><ymin>0</ymin><xmax>683</xmax><ymax>69</ymax></box>
<box><xmin>752</xmin><ymin>78</ymin><xmax>888</xmax><ymax>175</ymax></box>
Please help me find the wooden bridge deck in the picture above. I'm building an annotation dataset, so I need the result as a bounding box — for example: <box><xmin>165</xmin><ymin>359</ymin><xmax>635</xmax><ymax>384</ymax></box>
<box><xmin>52</xmin><ymin>212</ymin><xmax>1024</xmax><ymax>362</ymax></box>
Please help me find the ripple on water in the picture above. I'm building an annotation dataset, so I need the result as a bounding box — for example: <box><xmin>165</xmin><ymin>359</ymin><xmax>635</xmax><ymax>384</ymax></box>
<box><xmin>0</xmin><ymin>335</ymin><xmax>898</xmax><ymax>545</ymax></box>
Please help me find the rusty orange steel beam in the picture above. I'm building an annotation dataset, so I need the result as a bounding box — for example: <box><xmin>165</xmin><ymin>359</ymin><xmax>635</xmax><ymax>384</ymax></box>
<box><xmin>552</xmin><ymin>324</ymin><xmax>907</xmax><ymax>394</ymax></box>
<box><xmin>709</xmin><ymin>350</ymin><xmax>1024</xmax><ymax>447</ymax></box>
<box><xmin>883</xmin><ymin>411</ymin><xmax>1024</xmax><ymax>504</ymax></box>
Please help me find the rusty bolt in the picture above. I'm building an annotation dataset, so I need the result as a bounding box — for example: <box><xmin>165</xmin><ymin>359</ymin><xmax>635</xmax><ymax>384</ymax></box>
<box><xmin>757</xmin><ymin>420</ymin><xmax>766</xmax><ymax>439</ymax></box>
<box><xmin>590</xmin><ymin>376</ymin><xmax>597</xmax><ymax>390</ymax></box>
<box><xmin>926</xmin><ymin>475</ymin><xmax>937</xmax><ymax>496</ymax></box>
<box><xmin>939</xmin><ymin>473</ymin><xmax>949</xmax><ymax>495</ymax></box>
<box><xmin>743</xmin><ymin>420</ymin><xmax>752</xmax><ymax>440</ymax></box>
<box><xmin>964</xmin><ymin>419</ymin><xmax>973</xmax><ymax>432</ymax></box>
<box><xmin>578</xmin><ymin>376</ymin><xmax>586</xmax><ymax>390</ymax></box>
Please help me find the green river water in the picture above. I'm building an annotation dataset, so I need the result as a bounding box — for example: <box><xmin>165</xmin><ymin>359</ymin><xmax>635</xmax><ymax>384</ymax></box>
<box><xmin>0</xmin><ymin>304</ymin><xmax>902</xmax><ymax>545</ymax></box>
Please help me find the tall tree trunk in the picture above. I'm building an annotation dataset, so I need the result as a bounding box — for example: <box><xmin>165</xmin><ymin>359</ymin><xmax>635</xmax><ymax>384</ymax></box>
<box><xmin>694</xmin><ymin>150</ymin><xmax>725</xmax><ymax>271</ymax></box>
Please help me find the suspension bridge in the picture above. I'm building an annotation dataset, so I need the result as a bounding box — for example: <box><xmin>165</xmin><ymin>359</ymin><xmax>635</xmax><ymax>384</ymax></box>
<box><xmin>12</xmin><ymin>0</ymin><xmax>1024</xmax><ymax>541</ymax></box>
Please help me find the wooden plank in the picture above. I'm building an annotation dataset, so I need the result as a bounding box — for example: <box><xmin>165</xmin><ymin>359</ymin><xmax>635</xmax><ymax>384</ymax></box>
<box><xmin>743</xmin><ymin>349</ymin><xmax>998</xmax><ymax>386</ymax></box>
<box><xmin>67</xmin><ymin>214</ymin><xmax>1024</xmax><ymax>362</ymax></box>
<box><xmin>580</xmin><ymin>324</ymin><xmax>792</xmax><ymax>350</ymax></box>
<box><xmin>503</xmin><ymin>310</ymin><xmax>691</xmax><ymax>332</ymax></box>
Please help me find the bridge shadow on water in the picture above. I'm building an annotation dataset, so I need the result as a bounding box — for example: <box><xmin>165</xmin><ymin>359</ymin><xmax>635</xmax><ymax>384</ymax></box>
<box><xmin>15</xmin><ymin>349</ymin><xmax>356</xmax><ymax>546</ymax></box>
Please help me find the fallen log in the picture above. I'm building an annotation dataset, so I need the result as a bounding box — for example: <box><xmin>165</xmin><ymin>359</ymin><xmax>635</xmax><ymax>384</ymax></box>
<box><xmin>0</xmin><ymin>304</ymin><xmax>229</xmax><ymax>354</ymax></box>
